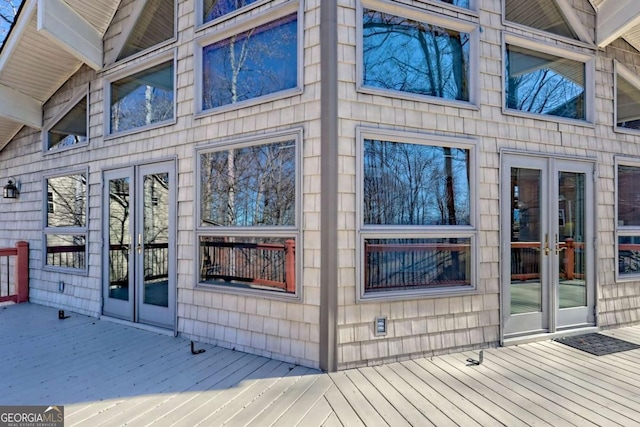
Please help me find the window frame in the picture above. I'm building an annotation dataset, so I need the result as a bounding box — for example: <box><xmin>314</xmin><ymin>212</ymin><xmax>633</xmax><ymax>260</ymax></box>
<box><xmin>614</xmin><ymin>62</ymin><xmax>640</xmax><ymax>136</ymax></box>
<box><xmin>43</xmin><ymin>83</ymin><xmax>89</xmax><ymax>154</ymax></box>
<box><xmin>194</xmin><ymin>0</ymin><xmax>303</xmax><ymax>118</ymax></box>
<box><xmin>615</xmin><ymin>157</ymin><xmax>640</xmax><ymax>282</ymax></box>
<box><xmin>356</xmin><ymin>127</ymin><xmax>478</xmax><ymax>301</ymax></box>
<box><xmin>103</xmin><ymin>50</ymin><xmax>177</xmax><ymax>139</ymax></box>
<box><xmin>105</xmin><ymin>0</ymin><xmax>178</xmax><ymax>67</ymax></box>
<box><xmin>501</xmin><ymin>0</ymin><xmax>594</xmax><ymax>46</ymax></box>
<box><xmin>42</xmin><ymin>168</ymin><xmax>89</xmax><ymax>274</ymax></box>
<box><xmin>356</xmin><ymin>0</ymin><xmax>480</xmax><ymax>109</ymax></box>
<box><xmin>502</xmin><ymin>33</ymin><xmax>595</xmax><ymax>125</ymax></box>
<box><xmin>194</xmin><ymin>128</ymin><xmax>303</xmax><ymax>300</ymax></box>
<box><xmin>196</xmin><ymin>0</ymin><xmax>272</xmax><ymax>30</ymax></box>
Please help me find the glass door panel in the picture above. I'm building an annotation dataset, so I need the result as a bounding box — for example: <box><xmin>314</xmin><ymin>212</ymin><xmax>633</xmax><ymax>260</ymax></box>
<box><xmin>142</xmin><ymin>172</ymin><xmax>169</xmax><ymax>308</ymax></box>
<box><xmin>510</xmin><ymin>168</ymin><xmax>543</xmax><ymax>314</ymax></box>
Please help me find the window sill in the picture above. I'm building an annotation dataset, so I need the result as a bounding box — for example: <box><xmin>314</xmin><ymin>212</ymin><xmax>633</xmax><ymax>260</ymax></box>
<box><xmin>104</xmin><ymin>118</ymin><xmax>177</xmax><ymax>141</ymax></box>
<box><xmin>43</xmin><ymin>141</ymin><xmax>89</xmax><ymax>156</ymax></box>
<box><xmin>357</xmin><ymin>286</ymin><xmax>478</xmax><ymax>303</ymax></box>
<box><xmin>194</xmin><ymin>87</ymin><xmax>304</xmax><ymax>121</ymax></box>
<box><xmin>357</xmin><ymin>86</ymin><xmax>479</xmax><ymax>112</ymax></box>
<box><xmin>502</xmin><ymin>108</ymin><xmax>595</xmax><ymax>130</ymax></box>
<box><xmin>195</xmin><ymin>282</ymin><xmax>301</xmax><ymax>302</ymax></box>
<box><xmin>614</xmin><ymin>126</ymin><xmax>640</xmax><ymax>138</ymax></box>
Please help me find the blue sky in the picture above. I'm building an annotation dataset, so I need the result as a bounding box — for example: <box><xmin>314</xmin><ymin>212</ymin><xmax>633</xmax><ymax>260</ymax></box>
<box><xmin>0</xmin><ymin>0</ymin><xmax>21</xmax><ymax>48</ymax></box>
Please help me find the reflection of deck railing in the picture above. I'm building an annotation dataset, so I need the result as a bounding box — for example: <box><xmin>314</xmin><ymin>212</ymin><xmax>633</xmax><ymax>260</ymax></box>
<box><xmin>0</xmin><ymin>241</ymin><xmax>29</xmax><ymax>304</ymax></box>
<box><xmin>618</xmin><ymin>243</ymin><xmax>640</xmax><ymax>274</ymax></box>
<box><xmin>47</xmin><ymin>244</ymin><xmax>85</xmax><ymax>269</ymax></box>
<box><xmin>511</xmin><ymin>239</ymin><xmax>585</xmax><ymax>281</ymax></box>
<box><xmin>107</xmin><ymin>243</ymin><xmax>169</xmax><ymax>285</ymax></box>
<box><xmin>364</xmin><ymin>242</ymin><xmax>470</xmax><ymax>291</ymax></box>
<box><xmin>200</xmin><ymin>240</ymin><xmax>295</xmax><ymax>293</ymax></box>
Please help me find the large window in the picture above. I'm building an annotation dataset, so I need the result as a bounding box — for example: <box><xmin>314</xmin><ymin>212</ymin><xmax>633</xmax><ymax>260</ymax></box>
<box><xmin>197</xmin><ymin>4</ymin><xmax>300</xmax><ymax>114</ymax></box>
<box><xmin>44</xmin><ymin>172</ymin><xmax>87</xmax><ymax>271</ymax></box>
<box><xmin>116</xmin><ymin>0</ymin><xmax>175</xmax><ymax>62</ymax></box>
<box><xmin>359</xmin><ymin>129</ymin><xmax>475</xmax><ymax>299</ymax></box>
<box><xmin>615</xmin><ymin>64</ymin><xmax>640</xmax><ymax>132</ymax></box>
<box><xmin>504</xmin><ymin>36</ymin><xmax>592</xmax><ymax>122</ymax></box>
<box><xmin>617</xmin><ymin>161</ymin><xmax>640</xmax><ymax>279</ymax></box>
<box><xmin>196</xmin><ymin>130</ymin><xmax>300</xmax><ymax>297</ymax></box>
<box><xmin>505</xmin><ymin>0</ymin><xmax>577</xmax><ymax>40</ymax></box>
<box><xmin>359</xmin><ymin>3</ymin><xmax>476</xmax><ymax>105</ymax></box>
<box><xmin>107</xmin><ymin>55</ymin><xmax>175</xmax><ymax>135</ymax></box>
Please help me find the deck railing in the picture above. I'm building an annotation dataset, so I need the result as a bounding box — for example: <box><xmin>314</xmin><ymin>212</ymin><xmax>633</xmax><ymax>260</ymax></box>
<box><xmin>511</xmin><ymin>239</ymin><xmax>585</xmax><ymax>281</ymax></box>
<box><xmin>0</xmin><ymin>241</ymin><xmax>29</xmax><ymax>304</ymax></box>
<box><xmin>200</xmin><ymin>240</ymin><xmax>296</xmax><ymax>293</ymax></box>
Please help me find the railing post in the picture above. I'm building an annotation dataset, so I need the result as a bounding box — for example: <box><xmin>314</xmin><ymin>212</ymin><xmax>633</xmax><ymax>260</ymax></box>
<box><xmin>285</xmin><ymin>239</ymin><xmax>296</xmax><ymax>293</ymax></box>
<box><xmin>15</xmin><ymin>241</ymin><xmax>28</xmax><ymax>303</ymax></box>
<box><xmin>565</xmin><ymin>238</ymin><xmax>575</xmax><ymax>280</ymax></box>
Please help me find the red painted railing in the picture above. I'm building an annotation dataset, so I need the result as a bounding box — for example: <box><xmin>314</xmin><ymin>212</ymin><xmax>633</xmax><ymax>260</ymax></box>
<box><xmin>0</xmin><ymin>241</ymin><xmax>29</xmax><ymax>303</ymax></box>
<box><xmin>511</xmin><ymin>239</ymin><xmax>584</xmax><ymax>281</ymax></box>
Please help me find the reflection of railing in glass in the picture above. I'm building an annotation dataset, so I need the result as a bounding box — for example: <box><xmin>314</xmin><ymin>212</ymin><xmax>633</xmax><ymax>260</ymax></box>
<box><xmin>47</xmin><ymin>245</ymin><xmax>86</xmax><ymax>269</ymax></box>
<box><xmin>364</xmin><ymin>241</ymin><xmax>470</xmax><ymax>291</ymax></box>
<box><xmin>511</xmin><ymin>239</ymin><xmax>584</xmax><ymax>280</ymax></box>
<box><xmin>200</xmin><ymin>240</ymin><xmax>295</xmax><ymax>293</ymax></box>
<box><xmin>618</xmin><ymin>243</ymin><xmax>640</xmax><ymax>274</ymax></box>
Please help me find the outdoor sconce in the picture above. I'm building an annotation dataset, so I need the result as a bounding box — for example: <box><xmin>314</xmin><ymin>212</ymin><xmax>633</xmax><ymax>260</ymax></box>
<box><xmin>3</xmin><ymin>177</ymin><xmax>19</xmax><ymax>199</ymax></box>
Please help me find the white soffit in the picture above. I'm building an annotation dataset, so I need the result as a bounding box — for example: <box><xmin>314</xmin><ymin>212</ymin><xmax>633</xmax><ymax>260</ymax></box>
<box><xmin>597</xmin><ymin>0</ymin><xmax>640</xmax><ymax>48</ymax></box>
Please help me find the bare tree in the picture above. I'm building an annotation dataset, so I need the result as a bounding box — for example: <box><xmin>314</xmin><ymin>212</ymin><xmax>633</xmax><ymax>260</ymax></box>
<box><xmin>0</xmin><ymin>0</ymin><xmax>20</xmax><ymax>47</ymax></box>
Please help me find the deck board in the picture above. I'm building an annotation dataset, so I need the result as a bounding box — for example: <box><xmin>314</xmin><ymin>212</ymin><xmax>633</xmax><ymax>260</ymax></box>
<box><xmin>6</xmin><ymin>304</ymin><xmax>640</xmax><ymax>426</ymax></box>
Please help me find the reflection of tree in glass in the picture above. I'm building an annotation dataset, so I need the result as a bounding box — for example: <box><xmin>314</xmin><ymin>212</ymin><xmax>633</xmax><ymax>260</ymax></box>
<box><xmin>364</xmin><ymin>140</ymin><xmax>470</xmax><ymax>226</ymax></box>
<box><xmin>201</xmin><ymin>141</ymin><xmax>296</xmax><ymax>227</ymax></box>
<box><xmin>362</xmin><ymin>9</ymin><xmax>469</xmax><ymax>101</ymax></box>
<box><xmin>203</xmin><ymin>0</ymin><xmax>260</xmax><ymax>23</ymax></box>
<box><xmin>111</xmin><ymin>61</ymin><xmax>174</xmax><ymax>133</ymax></box>
<box><xmin>506</xmin><ymin>46</ymin><xmax>585</xmax><ymax>119</ymax></box>
<box><xmin>202</xmin><ymin>14</ymin><xmax>297</xmax><ymax>110</ymax></box>
<box><xmin>47</xmin><ymin>174</ymin><xmax>86</xmax><ymax>228</ymax></box>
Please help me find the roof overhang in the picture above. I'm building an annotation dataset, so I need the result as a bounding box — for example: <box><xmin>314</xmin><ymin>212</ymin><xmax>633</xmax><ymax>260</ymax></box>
<box><xmin>0</xmin><ymin>0</ymin><xmax>119</xmax><ymax>151</ymax></box>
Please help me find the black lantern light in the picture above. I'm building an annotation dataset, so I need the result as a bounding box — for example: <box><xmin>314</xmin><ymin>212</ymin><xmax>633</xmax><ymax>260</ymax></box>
<box><xmin>3</xmin><ymin>178</ymin><xmax>18</xmax><ymax>199</ymax></box>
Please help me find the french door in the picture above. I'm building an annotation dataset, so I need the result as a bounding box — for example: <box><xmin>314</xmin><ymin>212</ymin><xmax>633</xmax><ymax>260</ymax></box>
<box><xmin>501</xmin><ymin>153</ymin><xmax>595</xmax><ymax>338</ymax></box>
<box><xmin>102</xmin><ymin>161</ymin><xmax>176</xmax><ymax>330</ymax></box>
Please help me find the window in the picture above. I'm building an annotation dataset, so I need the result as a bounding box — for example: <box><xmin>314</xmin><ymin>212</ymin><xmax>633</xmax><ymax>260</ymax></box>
<box><xmin>359</xmin><ymin>2</ymin><xmax>477</xmax><ymax>105</ymax></box>
<box><xmin>196</xmin><ymin>130</ymin><xmax>300</xmax><ymax>297</ymax></box>
<box><xmin>504</xmin><ymin>35</ymin><xmax>592</xmax><ymax>122</ymax></box>
<box><xmin>358</xmin><ymin>129</ymin><xmax>476</xmax><ymax>299</ymax></box>
<box><xmin>617</xmin><ymin>160</ymin><xmax>640</xmax><ymax>279</ymax></box>
<box><xmin>505</xmin><ymin>0</ymin><xmax>578</xmax><ymax>39</ymax></box>
<box><xmin>202</xmin><ymin>0</ymin><xmax>264</xmax><ymax>25</ymax></box>
<box><xmin>114</xmin><ymin>0</ymin><xmax>175</xmax><ymax>63</ymax></box>
<box><xmin>44</xmin><ymin>88</ymin><xmax>88</xmax><ymax>152</ymax></box>
<box><xmin>615</xmin><ymin>64</ymin><xmax>640</xmax><ymax>131</ymax></box>
<box><xmin>199</xmin><ymin>12</ymin><xmax>299</xmax><ymax>112</ymax></box>
<box><xmin>106</xmin><ymin>54</ymin><xmax>175</xmax><ymax>135</ymax></box>
<box><xmin>44</xmin><ymin>172</ymin><xmax>87</xmax><ymax>271</ymax></box>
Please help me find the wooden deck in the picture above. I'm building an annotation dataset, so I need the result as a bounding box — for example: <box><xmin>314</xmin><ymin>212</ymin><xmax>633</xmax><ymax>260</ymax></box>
<box><xmin>3</xmin><ymin>303</ymin><xmax>640</xmax><ymax>426</ymax></box>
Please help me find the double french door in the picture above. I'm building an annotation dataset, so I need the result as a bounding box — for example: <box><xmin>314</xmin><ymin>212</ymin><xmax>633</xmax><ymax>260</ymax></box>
<box><xmin>102</xmin><ymin>161</ymin><xmax>176</xmax><ymax>330</ymax></box>
<box><xmin>502</xmin><ymin>154</ymin><xmax>595</xmax><ymax>338</ymax></box>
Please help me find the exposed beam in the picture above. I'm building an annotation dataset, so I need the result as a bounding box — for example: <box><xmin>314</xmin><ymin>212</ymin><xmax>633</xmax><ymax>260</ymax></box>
<box><xmin>0</xmin><ymin>84</ymin><xmax>42</xmax><ymax>129</ymax></box>
<box><xmin>36</xmin><ymin>0</ymin><xmax>102</xmax><ymax>70</ymax></box>
<box><xmin>597</xmin><ymin>0</ymin><xmax>640</xmax><ymax>47</ymax></box>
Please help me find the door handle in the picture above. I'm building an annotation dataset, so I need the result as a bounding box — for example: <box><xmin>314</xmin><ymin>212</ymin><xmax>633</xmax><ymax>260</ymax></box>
<box><xmin>543</xmin><ymin>234</ymin><xmax>551</xmax><ymax>256</ymax></box>
<box><xmin>137</xmin><ymin>234</ymin><xmax>142</xmax><ymax>254</ymax></box>
<box><xmin>555</xmin><ymin>234</ymin><xmax>567</xmax><ymax>255</ymax></box>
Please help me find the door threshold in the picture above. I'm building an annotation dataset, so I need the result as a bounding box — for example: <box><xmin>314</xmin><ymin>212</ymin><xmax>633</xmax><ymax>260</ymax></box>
<box><xmin>100</xmin><ymin>315</ymin><xmax>176</xmax><ymax>337</ymax></box>
<box><xmin>503</xmin><ymin>326</ymin><xmax>598</xmax><ymax>347</ymax></box>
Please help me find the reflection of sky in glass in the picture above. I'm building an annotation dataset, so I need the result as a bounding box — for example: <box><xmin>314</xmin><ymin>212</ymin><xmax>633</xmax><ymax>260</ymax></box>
<box><xmin>203</xmin><ymin>0</ymin><xmax>260</xmax><ymax>23</ymax></box>
<box><xmin>364</xmin><ymin>139</ymin><xmax>470</xmax><ymax>226</ymax></box>
<box><xmin>201</xmin><ymin>141</ymin><xmax>296</xmax><ymax>226</ymax></box>
<box><xmin>435</xmin><ymin>0</ymin><xmax>470</xmax><ymax>8</ymax></box>
<box><xmin>202</xmin><ymin>15</ymin><xmax>297</xmax><ymax>110</ymax></box>
<box><xmin>506</xmin><ymin>45</ymin><xmax>585</xmax><ymax>120</ymax></box>
<box><xmin>363</xmin><ymin>9</ymin><xmax>470</xmax><ymax>101</ymax></box>
<box><xmin>110</xmin><ymin>61</ymin><xmax>174</xmax><ymax>133</ymax></box>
